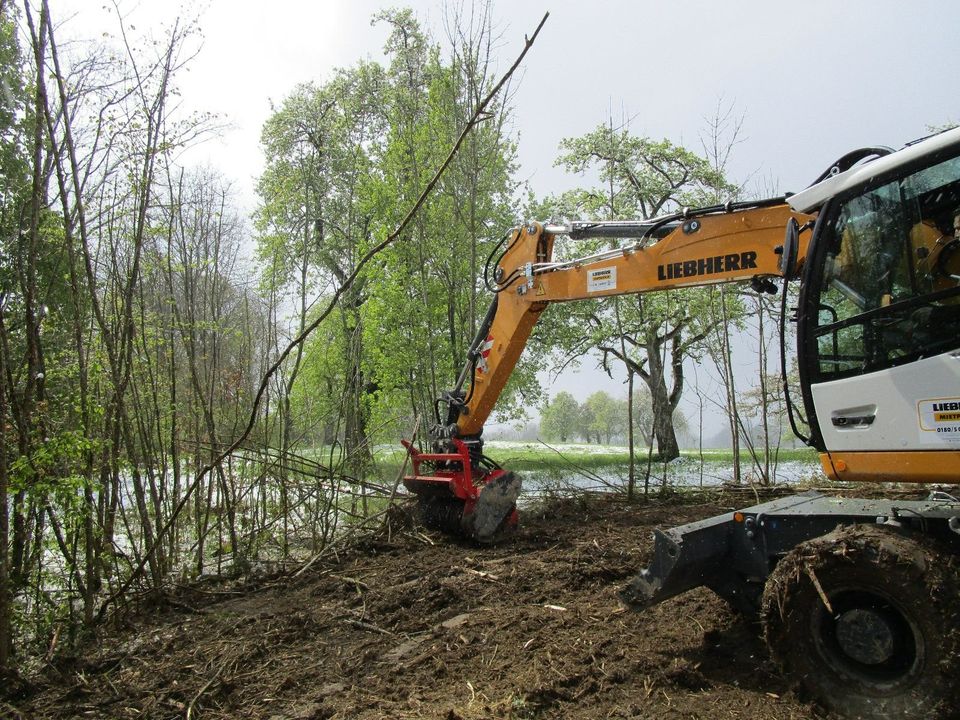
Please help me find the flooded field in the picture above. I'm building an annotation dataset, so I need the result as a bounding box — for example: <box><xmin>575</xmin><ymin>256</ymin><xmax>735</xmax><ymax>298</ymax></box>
<box><xmin>478</xmin><ymin>441</ymin><xmax>826</xmax><ymax>498</ymax></box>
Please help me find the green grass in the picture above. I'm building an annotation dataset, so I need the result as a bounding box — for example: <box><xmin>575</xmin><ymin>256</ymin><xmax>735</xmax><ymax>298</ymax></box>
<box><xmin>370</xmin><ymin>441</ymin><xmax>820</xmax><ymax>481</ymax></box>
<box><xmin>485</xmin><ymin>443</ymin><xmax>818</xmax><ymax>469</ymax></box>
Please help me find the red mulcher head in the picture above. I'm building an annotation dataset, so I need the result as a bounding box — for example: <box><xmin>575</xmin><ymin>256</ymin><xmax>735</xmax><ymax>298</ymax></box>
<box><xmin>401</xmin><ymin>438</ymin><xmax>520</xmax><ymax>544</ymax></box>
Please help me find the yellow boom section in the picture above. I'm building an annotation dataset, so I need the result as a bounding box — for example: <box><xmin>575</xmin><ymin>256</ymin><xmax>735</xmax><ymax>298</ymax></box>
<box><xmin>458</xmin><ymin>204</ymin><xmax>813</xmax><ymax>436</ymax></box>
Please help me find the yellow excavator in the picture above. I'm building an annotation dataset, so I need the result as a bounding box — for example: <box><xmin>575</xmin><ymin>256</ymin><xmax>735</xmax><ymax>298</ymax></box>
<box><xmin>402</xmin><ymin>126</ymin><xmax>960</xmax><ymax>718</ymax></box>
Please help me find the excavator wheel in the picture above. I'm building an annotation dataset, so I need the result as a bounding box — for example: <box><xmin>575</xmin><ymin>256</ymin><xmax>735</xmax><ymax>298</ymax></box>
<box><xmin>761</xmin><ymin>524</ymin><xmax>960</xmax><ymax>720</ymax></box>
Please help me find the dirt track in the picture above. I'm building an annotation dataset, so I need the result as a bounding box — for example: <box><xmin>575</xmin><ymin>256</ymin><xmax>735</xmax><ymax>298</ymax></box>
<box><xmin>11</xmin><ymin>493</ymin><xmax>824</xmax><ymax>719</ymax></box>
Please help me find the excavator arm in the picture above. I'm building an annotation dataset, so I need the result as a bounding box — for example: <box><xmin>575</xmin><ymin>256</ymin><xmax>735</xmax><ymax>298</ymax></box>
<box><xmin>459</xmin><ymin>201</ymin><xmax>811</xmax><ymax>434</ymax></box>
<box><xmin>403</xmin><ymin>198</ymin><xmax>813</xmax><ymax>541</ymax></box>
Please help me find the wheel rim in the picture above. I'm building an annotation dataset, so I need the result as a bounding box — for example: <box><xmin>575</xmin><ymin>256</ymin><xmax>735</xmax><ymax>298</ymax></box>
<box><xmin>811</xmin><ymin>587</ymin><xmax>924</xmax><ymax>689</ymax></box>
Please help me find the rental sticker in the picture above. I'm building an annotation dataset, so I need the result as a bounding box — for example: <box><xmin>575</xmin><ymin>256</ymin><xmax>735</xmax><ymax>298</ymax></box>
<box><xmin>918</xmin><ymin>397</ymin><xmax>960</xmax><ymax>444</ymax></box>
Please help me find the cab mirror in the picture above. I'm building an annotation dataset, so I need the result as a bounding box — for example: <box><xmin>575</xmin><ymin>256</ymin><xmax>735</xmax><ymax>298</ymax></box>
<box><xmin>779</xmin><ymin>217</ymin><xmax>800</xmax><ymax>280</ymax></box>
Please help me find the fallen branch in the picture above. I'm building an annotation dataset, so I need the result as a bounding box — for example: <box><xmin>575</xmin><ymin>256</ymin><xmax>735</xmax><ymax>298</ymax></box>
<box><xmin>331</xmin><ymin>574</ymin><xmax>370</xmax><ymax>591</ymax></box>
<box><xmin>804</xmin><ymin>562</ymin><xmax>834</xmax><ymax>615</ymax></box>
<box><xmin>459</xmin><ymin>566</ymin><xmax>502</xmax><ymax>583</ymax></box>
<box><xmin>345</xmin><ymin>618</ymin><xmax>396</xmax><ymax>637</ymax></box>
<box><xmin>185</xmin><ymin>656</ymin><xmax>230</xmax><ymax>720</ymax></box>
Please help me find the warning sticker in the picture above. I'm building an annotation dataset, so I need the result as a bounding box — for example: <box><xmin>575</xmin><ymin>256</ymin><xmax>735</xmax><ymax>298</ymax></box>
<box><xmin>587</xmin><ymin>266</ymin><xmax>617</xmax><ymax>292</ymax></box>
<box><xmin>918</xmin><ymin>397</ymin><xmax>960</xmax><ymax>444</ymax></box>
<box><xmin>476</xmin><ymin>334</ymin><xmax>494</xmax><ymax>374</ymax></box>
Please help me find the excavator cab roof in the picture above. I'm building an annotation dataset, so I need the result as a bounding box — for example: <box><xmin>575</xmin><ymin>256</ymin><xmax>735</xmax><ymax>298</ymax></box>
<box><xmin>789</xmin><ymin>126</ymin><xmax>960</xmax><ymax>213</ymax></box>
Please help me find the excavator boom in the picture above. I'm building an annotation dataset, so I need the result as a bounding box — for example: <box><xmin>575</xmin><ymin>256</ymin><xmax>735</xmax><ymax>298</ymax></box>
<box><xmin>403</xmin><ymin>199</ymin><xmax>813</xmax><ymax>540</ymax></box>
<box><xmin>458</xmin><ymin>201</ymin><xmax>808</xmax><ymax>435</ymax></box>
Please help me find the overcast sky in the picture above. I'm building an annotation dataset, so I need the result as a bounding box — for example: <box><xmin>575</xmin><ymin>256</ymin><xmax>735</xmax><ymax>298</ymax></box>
<box><xmin>58</xmin><ymin>0</ymin><xmax>960</xmax><ymax>207</ymax></box>
<box><xmin>53</xmin><ymin>0</ymin><xmax>960</xmax><ymax>438</ymax></box>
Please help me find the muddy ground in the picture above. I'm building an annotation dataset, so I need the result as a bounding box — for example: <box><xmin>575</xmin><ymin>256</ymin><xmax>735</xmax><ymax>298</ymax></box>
<box><xmin>10</xmin><ymin>491</ymin><xmax>830</xmax><ymax>719</ymax></box>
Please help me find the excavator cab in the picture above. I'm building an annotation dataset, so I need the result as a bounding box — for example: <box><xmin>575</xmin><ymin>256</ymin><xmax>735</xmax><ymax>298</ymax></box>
<box><xmin>793</xmin><ymin>136</ymin><xmax>960</xmax><ymax>479</ymax></box>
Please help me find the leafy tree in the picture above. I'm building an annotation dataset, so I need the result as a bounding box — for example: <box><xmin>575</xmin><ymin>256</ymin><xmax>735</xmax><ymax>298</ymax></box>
<box><xmin>3</xmin><ymin>0</ymin><xmax>253</xmax><ymax>657</ymax></box>
<box><xmin>554</xmin><ymin>124</ymin><xmax>732</xmax><ymax>220</ymax></box>
<box><xmin>257</xmin><ymin>7</ymin><xmax>530</xmax><ymax>462</ymax></box>
<box><xmin>584</xmin><ymin>390</ymin><xmax>623</xmax><ymax>444</ymax></box>
<box><xmin>0</xmin><ymin>0</ymin><xmax>29</xmax><ymax>671</ymax></box>
<box><xmin>257</xmin><ymin>61</ymin><xmax>386</xmax><ymax>476</ymax></box>
<box><xmin>363</xmin><ymin>7</ymin><xmax>529</xmax><ymax>437</ymax></box>
<box><xmin>542</xmin><ymin>121</ymin><xmax>740</xmax><ymax>459</ymax></box>
<box><xmin>540</xmin><ymin>391</ymin><xmax>580</xmax><ymax>443</ymax></box>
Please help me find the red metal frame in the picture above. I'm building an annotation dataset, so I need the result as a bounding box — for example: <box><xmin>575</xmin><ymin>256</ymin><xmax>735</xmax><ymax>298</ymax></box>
<box><xmin>401</xmin><ymin>438</ymin><xmax>519</xmax><ymax>534</ymax></box>
<box><xmin>401</xmin><ymin>438</ymin><xmax>483</xmax><ymax>502</ymax></box>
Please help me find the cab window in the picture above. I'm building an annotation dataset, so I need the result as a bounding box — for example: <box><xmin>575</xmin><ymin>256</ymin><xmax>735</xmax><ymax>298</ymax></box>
<box><xmin>809</xmin><ymin>154</ymin><xmax>960</xmax><ymax>381</ymax></box>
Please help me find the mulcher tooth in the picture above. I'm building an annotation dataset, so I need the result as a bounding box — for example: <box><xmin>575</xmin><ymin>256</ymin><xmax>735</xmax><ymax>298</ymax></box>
<box><xmin>418</xmin><ymin>496</ymin><xmax>466</xmax><ymax>536</ymax></box>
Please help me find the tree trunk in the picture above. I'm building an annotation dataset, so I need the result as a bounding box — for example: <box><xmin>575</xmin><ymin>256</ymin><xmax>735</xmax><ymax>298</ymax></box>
<box><xmin>756</xmin><ymin>296</ymin><xmax>771</xmax><ymax>484</ymax></box>
<box><xmin>342</xmin><ymin>301</ymin><xmax>372</xmax><ymax>480</ymax></box>
<box><xmin>650</xmin><ymin>387</ymin><xmax>680</xmax><ymax>459</ymax></box>
<box><xmin>0</xmin><ymin>323</ymin><xmax>11</xmax><ymax>670</ymax></box>
<box><xmin>613</xmin><ymin>298</ymin><xmax>637</xmax><ymax>499</ymax></box>
<box><xmin>644</xmin><ymin>332</ymin><xmax>680</xmax><ymax>461</ymax></box>
<box><xmin>718</xmin><ymin>288</ymin><xmax>742</xmax><ymax>483</ymax></box>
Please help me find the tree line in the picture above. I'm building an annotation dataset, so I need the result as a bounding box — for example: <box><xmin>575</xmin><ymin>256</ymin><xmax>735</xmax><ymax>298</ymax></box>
<box><xmin>0</xmin><ymin>1</ymin><xmax>796</xmax><ymax>673</ymax></box>
<box><xmin>540</xmin><ymin>388</ymin><xmax>690</xmax><ymax>447</ymax></box>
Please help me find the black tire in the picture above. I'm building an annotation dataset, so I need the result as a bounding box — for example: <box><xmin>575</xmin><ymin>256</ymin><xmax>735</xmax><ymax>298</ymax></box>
<box><xmin>761</xmin><ymin>524</ymin><xmax>960</xmax><ymax>720</ymax></box>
